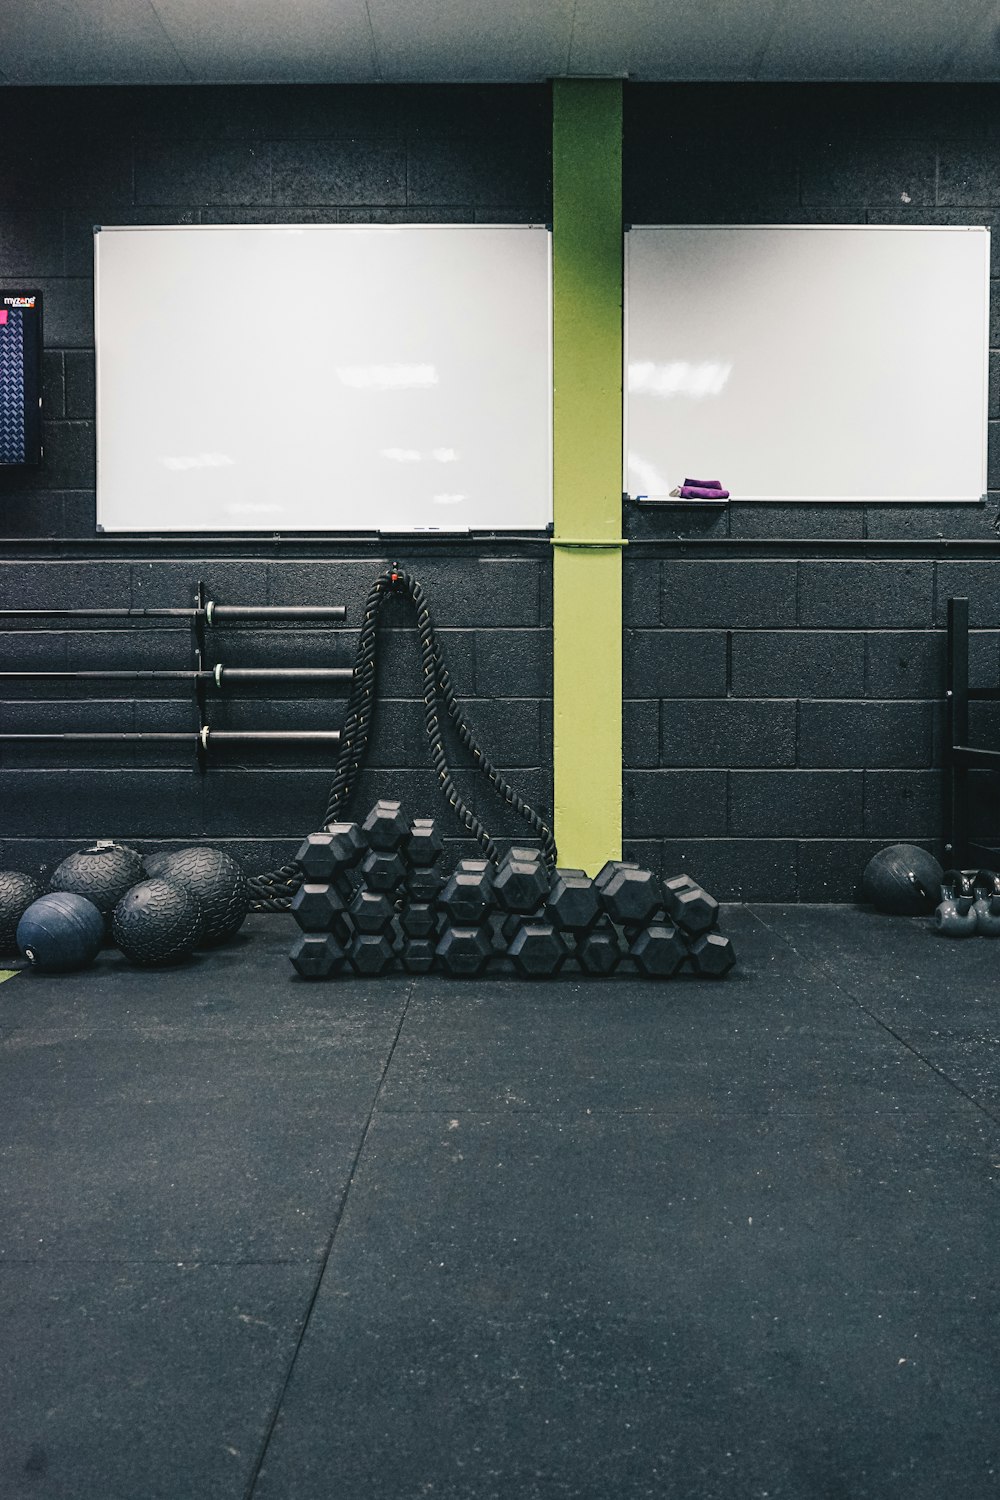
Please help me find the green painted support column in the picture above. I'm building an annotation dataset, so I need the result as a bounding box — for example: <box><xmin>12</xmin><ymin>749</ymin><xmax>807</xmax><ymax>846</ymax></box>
<box><xmin>551</xmin><ymin>78</ymin><xmax>624</xmax><ymax>874</ymax></box>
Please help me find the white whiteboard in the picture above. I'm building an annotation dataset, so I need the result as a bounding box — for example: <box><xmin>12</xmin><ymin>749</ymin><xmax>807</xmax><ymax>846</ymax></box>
<box><xmin>95</xmin><ymin>225</ymin><xmax>552</xmax><ymax>533</ymax></box>
<box><xmin>625</xmin><ymin>226</ymin><xmax>990</xmax><ymax>502</ymax></box>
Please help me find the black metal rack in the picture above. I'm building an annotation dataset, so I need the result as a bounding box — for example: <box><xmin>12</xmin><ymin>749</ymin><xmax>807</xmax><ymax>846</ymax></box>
<box><xmin>944</xmin><ymin>595</ymin><xmax>1000</xmax><ymax>865</ymax></box>
<box><xmin>0</xmin><ymin>581</ymin><xmax>349</xmax><ymax>768</ymax></box>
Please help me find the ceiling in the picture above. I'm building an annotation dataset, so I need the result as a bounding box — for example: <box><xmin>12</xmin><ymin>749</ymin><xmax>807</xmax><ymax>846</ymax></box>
<box><xmin>4</xmin><ymin>0</ymin><xmax>1000</xmax><ymax>86</ymax></box>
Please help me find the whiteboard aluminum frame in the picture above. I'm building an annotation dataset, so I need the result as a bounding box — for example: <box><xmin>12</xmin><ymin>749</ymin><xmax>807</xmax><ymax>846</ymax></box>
<box><xmin>95</xmin><ymin>223</ymin><xmax>553</xmax><ymax>535</ymax></box>
<box><xmin>624</xmin><ymin>224</ymin><xmax>991</xmax><ymax>504</ymax></box>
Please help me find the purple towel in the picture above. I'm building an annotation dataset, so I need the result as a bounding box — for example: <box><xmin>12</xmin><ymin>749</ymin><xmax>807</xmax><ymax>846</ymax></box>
<box><xmin>684</xmin><ymin>477</ymin><xmax>723</xmax><ymax>489</ymax></box>
<box><xmin>678</xmin><ymin>485</ymin><xmax>730</xmax><ymax>500</ymax></box>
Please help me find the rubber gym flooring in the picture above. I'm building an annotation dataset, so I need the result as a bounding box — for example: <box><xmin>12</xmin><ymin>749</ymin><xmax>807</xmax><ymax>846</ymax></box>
<box><xmin>1</xmin><ymin>905</ymin><xmax>998</xmax><ymax>1500</ymax></box>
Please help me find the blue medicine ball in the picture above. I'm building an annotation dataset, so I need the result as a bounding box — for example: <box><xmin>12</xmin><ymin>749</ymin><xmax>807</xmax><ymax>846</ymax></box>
<box><xmin>17</xmin><ymin>891</ymin><xmax>105</xmax><ymax>973</ymax></box>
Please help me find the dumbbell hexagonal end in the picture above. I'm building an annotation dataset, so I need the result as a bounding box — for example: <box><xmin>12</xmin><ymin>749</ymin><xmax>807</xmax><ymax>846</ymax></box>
<box><xmin>289</xmin><ymin>932</ymin><xmax>347</xmax><ymax>979</ymax></box>
<box><xmin>600</xmin><ymin>867</ymin><xmax>660</xmax><ymax>926</ymax></box>
<box><xmin>630</xmin><ymin>923</ymin><xmax>687</xmax><ymax>978</ymax></box>
<box><xmin>664</xmin><ymin>880</ymin><xmax>719</xmax><ymax>934</ymax></box>
<box><xmin>347</xmin><ymin>887</ymin><xmax>394</xmax><ymax>934</ymax></box>
<box><xmin>322</xmin><ymin>821</ymin><xmax>367</xmax><ymax>866</ymax></box>
<box><xmin>360</xmin><ymin>848</ymin><xmax>406</xmax><ymax>893</ymax></box>
<box><xmin>406</xmin><ymin>865</ymin><xmax>446</xmax><ymax>903</ymax></box>
<box><xmin>295</xmin><ymin>832</ymin><xmax>339</xmax><ymax>882</ymax></box>
<box><xmin>494</xmin><ymin>857</ymin><xmax>550</xmax><ymax>914</ymax></box>
<box><xmin>546</xmin><ymin>871</ymin><xmax>600</xmax><ymax>932</ymax></box>
<box><xmin>400</xmin><ymin>936</ymin><xmax>436</xmax><ymax>973</ymax></box>
<box><xmin>362</xmin><ymin>799</ymin><xmax>409</xmax><ymax>851</ymax></box>
<box><xmin>689</xmin><ymin>931</ymin><xmax>736</xmax><ymax>978</ymax></box>
<box><xmin>436</xmin><ymin>924</ymin><xmax>492</xmax><ymax>977</ymax></box>
<box><xmin>348</xmin><ymin>930</ymin><xmax>396</xmax><ymax>976</ymax></box>
<box><xmin>400</xmin><ymin>901</ymin><xmax>436</xmax><ymax>938</ymax></box>
<box><xmin>594</xmin><ymin>859</ymin><xmax>640</xmax><ymax>892</ymax></box>
<box><xmin>440</xmin><ymin>864</ymin><xmax>494</xmax><ymax>925</ymax></box>
<box><xmin>405</xmin><ymin>818</ymin><xmax>443</xmax><ymax>867</ymax></box>
<box><xmin>506</xmin><ymin>922</ymin><xmax>567</xmax><ymax>977</ymax></box>
<box><xmin>576</xmin><ymin>923</ymin><xmax>621</xmax><ymax>975</ymax></box>
<box><xmin>290</xmin><ymin>882</ymin><xmax>346</xmax><ymax>933</ymax></box>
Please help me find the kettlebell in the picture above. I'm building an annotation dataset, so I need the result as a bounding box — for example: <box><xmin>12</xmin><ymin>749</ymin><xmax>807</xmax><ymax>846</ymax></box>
<box><xmin>935</xmin><ymin>869</ymin><xmax>978</xmax><ymax>938</ymax></box>
<box><xmin>973</xmin><ymin>870</ymin><xmax>1000</xmax><ymax>936</ymax></box>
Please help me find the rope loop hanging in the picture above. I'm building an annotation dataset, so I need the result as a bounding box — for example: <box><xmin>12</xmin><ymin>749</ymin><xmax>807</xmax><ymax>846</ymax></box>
<box><xmin>247</xmin><ymin>566</ymin><xmax>557</xmax><ymax>911</ymax></box>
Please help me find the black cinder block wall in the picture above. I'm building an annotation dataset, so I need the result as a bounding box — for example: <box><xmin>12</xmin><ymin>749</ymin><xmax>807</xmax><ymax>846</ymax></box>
<box><xmin>3</xmin><ymin>82</ymin><xmax>1000</xmax><ymax>897</ymax></box>
<box><xmin>0</xmin><ymin>85</ymin><xmax>554</xmax><ymax>881</ymax></box>
<box><xmin>624</xmin><ymin>85</ymin><xmax>1000</xmax><ymax>899</ymax></box>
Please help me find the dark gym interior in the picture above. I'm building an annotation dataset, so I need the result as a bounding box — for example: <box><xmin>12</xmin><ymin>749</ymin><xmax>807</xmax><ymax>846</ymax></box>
<box><xmin>2</xmin><ymin>22</ymin><xmax>1000</xmax><ymax>1499</ymax></box>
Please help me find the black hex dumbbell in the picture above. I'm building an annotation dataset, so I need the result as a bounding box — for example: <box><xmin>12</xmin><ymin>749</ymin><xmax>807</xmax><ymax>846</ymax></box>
<box><xmin>594</xmin><ymin>860</ymin><xmax>640</xmax><ymax>892</ymax></box>
<box><xmin>576</xmin><ymin>920</ymin><xmax>621</xmax><ymax>975</ymax></box>
<box><xmin>436</xmin><ymin>923</ymin><xmax>492</xmax><ymax>976</ymax></box>
<box><xmin>400</xmin><ymin>902</ymin><xmax>436</xmax><ymax>938</ymax></box>
<box><xmin>546</xmin><ymin>869</ymin><xmax>601</xmax><ymax>933</ymax></box>
<box><xmin>629</xmin><ymin>923</ymin><xmax>687</xmax><ymax>978</ymax></box>
<box><xmin>439</xmin><ymin>859</ymin><xmax>495</xmax><ymax>925</ymax></box>
<box><xmin>405</xmin><ymin>818</ymin><xmax>443</xmax><ymax>868</ymax></box>
<box><xmin>688</xmin><ymin>931</ymin><xmax>736</xmax><ymax>977</ymax></box>
<box><xmin>663</xmin><ymin>875</ymin><xmax>719</xmax><ymax>935</ymax></box>
<box><xmin>400</xmin><ymin>937</ymin><xmax>436</xmax><ymax>974</ymax></box>
<box><xmin>297</xmin><ymin>824</ymin><xmax>365</xmax><ymax>882</ymax></box>
<box><xmin>290</xmin><ymin>882</ymin><xmax>347</xmax><ymax>934</ymax></box>
<box><xmin>348</xmin><ymin>930</ymin><xmax>396</xmax><ymax>976</ymax></box>
<box><xmin>360</xmin><ymin>848</ymin><xmax>406</xmax><ymax>893</ymax></box>
<box><xmin>362</xmin><ymin>799</ymin><xmax>409</xmax><ymax>851</ymax></box>
<box><xmin>289</xmin><ymin>932</ymin><xmax>347</xmax><ymax>978</ymax></box>
<box><xmin>506</xmin><ymin>921</ymin><xmax>567</xmax><ymax>977</ymax></box>
<box><xmin>406</xmin><ymin>865</ymin><xmax>447</xmax><ymax>903</ymax></box>
<box><xmin>600</xmin><ymin>867</ymin><xmax>661</xmax><ymax>928</ymax></box>
<box><xmin>348</xmin><ymin>886</ymin><xmax>395</xmax><ymax>934</ymax></box>
<box><xmin>494</xmin><ymin>848</ymin><xmax>550</xmax><ymax>914</ymax></box>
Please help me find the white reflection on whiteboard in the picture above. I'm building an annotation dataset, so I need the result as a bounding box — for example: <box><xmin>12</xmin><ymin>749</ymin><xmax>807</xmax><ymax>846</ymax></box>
<box><xmin>226</xmin><ymin>502</ymin><xmax>282</xmax><ymax>515</ymax></box>
<box><xmin>627</xmin><ymin>452</ymin><xmax>671</xmax><ymax>496</ymax></box>
<box><xmin>337</xmin><ymin>364</ymin><xmax>438</xmax><ymax>389</ymax></box>
<box><xmin>628</xmin><ymin>361</ymin><xmax>732</xmax><ymax>398</ymax></box>
<box><xmin>433</xmin><ymin>493</ymin><xmax>466</xmax><ymax>505</ymax></box>
<box><xmin>160</xmin><ymin>452</ymin><xmax>236</xmax><ymax>470</ymax></box>
<box><xmin>381</xmin><ymin>447</ymin><xmax>462</xmax><ymax>463</ymax></box>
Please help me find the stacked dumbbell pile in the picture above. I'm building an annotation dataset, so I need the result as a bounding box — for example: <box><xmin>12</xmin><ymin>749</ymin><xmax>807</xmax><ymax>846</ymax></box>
<box><xmin>288</xmin><ymin>800</ymin><xmax>735</xmax><ymax>980</ymax></box>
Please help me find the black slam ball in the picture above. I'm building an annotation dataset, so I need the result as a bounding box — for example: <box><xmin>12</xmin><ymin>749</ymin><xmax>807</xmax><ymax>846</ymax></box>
<box><xmin>860</xmin><ymin>843</ymin><xmax>944</xmax><ymax>916</ymax></box>
<box><xmin>0</xmin><ymin>871</ymin><xmax>44</xmax><ymax>955</ymax></box>
<box><xmin>49</xmin><ymin>840</ymin><xmax>146</xmax><ymax>916</ymax></box>
<box><xmin>154</xmin><ymin>847</ymin><xmax>250</xmax><ymax>945</ymax></box>
<box><xmin>16</xmin><ymin>892</ymin><xmax>105</xmax><ymax>973</ymax></box>
<box><xmin>112</xmin><ymin>879</ymin><xmax>204</xmax><ymax>967</ymax></box>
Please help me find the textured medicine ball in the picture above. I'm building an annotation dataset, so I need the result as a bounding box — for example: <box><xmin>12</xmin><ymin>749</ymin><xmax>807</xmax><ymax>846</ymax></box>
<box><xmin>0</xmin><ymin>870</ymin><xmax>44</xmax><ymax>955</ymax></box>
<box><xmin>154</xmin><ymin>846</ymin><xmax>250</xmax><ymax>945</ymax></box>
<box><xmin>49</xmin><ymin>840</ymin><xmax>145</xmax><ymax>915</ymax></box>
<box><xmin>17</xmin><ymin>891</ymin><xmax>105</xmax><ymax>973</ymax></box>
<box><xmin>142</xmin><ymin>851</ymin><xmax>175</xmax><ymax>880</ymax></box>
<box><xmin>112</xmin><ymin>879</ymin><xmax>204</xmax><ymax>966</ymax></box>
<box><xmin>860</xmin><ymin>843</ymin><xmax>944</xmax><ymax>916</ymax></box>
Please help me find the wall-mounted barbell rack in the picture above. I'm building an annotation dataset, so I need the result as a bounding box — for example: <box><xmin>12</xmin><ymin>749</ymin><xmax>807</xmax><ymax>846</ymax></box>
<box><xmin>0</xmin><ymin>581</ymin><xmax>350</xmax><ymax>769</ymax></box>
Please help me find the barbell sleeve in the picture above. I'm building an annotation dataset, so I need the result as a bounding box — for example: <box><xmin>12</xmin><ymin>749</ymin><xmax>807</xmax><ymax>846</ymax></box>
<box><xmin>0</xmin><ymin>603</ymin><xmax>346</xmax><ymax>623</ymax></box>
<box><xmin>0</xmin><ymin>666</ymin><xmax>353</xmax><ymax>684</ymax></box>
<box><xmin>0</xmin><ymin>729</ymin><xmax>342</xmax><ymax>745</ymax></box>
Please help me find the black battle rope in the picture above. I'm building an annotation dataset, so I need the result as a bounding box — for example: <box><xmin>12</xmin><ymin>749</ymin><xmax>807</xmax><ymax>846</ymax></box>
<box><xmin>247</xmin><ymin>567</ymin><xmax>557</xmax><ymax>911</ymax></box>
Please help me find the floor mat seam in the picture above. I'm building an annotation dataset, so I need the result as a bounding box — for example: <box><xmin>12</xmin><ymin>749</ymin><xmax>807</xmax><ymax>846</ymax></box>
<box><xmin>242</xmin><ymin>979</ymin><xmax>416</xmax><ymax>1499</ymax></box>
